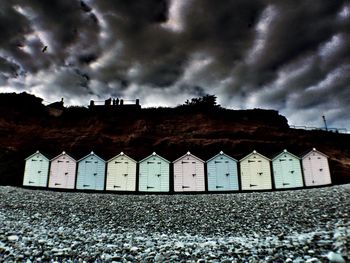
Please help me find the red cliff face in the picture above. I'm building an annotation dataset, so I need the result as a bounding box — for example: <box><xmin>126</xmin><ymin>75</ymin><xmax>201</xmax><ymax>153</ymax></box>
<box><xmin>0</xmin><ymin>92</ymin><xmax>349</xmax><ymax>186</ymax></box>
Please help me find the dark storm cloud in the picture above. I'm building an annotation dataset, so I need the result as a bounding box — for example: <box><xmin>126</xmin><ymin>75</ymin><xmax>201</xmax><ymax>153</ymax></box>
<box><xmin>0</xmin><ymin>0</ymin><xmax>350</xmax><ymax>128</ymax></box>
<box><xmin>0</xmin><ymin>57</ymin><xmax>20</xmax><ymax>77</ymax></box>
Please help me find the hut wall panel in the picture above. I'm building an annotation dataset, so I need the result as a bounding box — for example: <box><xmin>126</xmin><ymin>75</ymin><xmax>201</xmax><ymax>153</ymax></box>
<box><xmin>160</xmin><ymin>161</ymin><xmax>170</xmax><ymax>191</ymax></box>
<box><xmin>173</xmin><ymin>162</ymin><xmax>183</xmax><ymax>192</ymax></box>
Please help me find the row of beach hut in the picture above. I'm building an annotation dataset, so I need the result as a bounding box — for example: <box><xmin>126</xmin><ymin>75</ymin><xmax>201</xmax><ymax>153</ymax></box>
<box><xmin>23</xmin><ymin>148</ymin><xmax>332</xmax><ymax>192</ymax></box>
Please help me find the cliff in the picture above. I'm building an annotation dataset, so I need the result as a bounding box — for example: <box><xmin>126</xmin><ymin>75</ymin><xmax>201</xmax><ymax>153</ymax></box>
<box><xmin>1</xmin><ymin>92</ymin><xmax>349</xmax><ymax>186</ymax></box>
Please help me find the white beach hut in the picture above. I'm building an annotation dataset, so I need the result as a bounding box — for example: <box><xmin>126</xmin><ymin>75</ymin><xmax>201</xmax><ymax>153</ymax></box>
<box><xmin>23</xmin><ymin>151</ymin><xmax>50</xmax><ymax>187</ymax></box>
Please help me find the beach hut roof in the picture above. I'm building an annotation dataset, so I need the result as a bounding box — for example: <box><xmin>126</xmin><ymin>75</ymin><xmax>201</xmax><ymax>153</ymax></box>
<box><xmin>24</xmin><ymin>150</ymin><xmax>50</xmax><ymax>161</ymax></box>
<box><xmin>301</xmin><ymin>148</ymin><xmax>329</xmax><ymax>159</ymax></box>
<box><xmin>173</xmin><ymin>151</ymin><xmax>205</xmax><ymax>164</ymax></box>
<box><xmin>206</xmin><ymin>151</ymin><xmax>237</xmax><ymax>163</ymax></box>
<box><xmin>50</xmin><ymin>151</ymin><xmax>76</xmax><ymax>162</ymax></box>
<box><xmin>77</xmin><ymin>151</ymin><xmax>106</xmax><ymax>163</ymax></box>
<box><xmin>107</xmin><ymin>152</ymin><xmax>137</xmax><ymax>163</ymax></box>
<box><xmin>239</xmin><ymin>150</ymin><xmax>271</xmax><ymax>162</ymax></box>
<box><xmin>272</xmin><ymin>149</ymin><xmax>300</xmax><ymax>161</ymax></box>
<box><xmin>139</xmin><ymin>152</ymin><xmax>170</xmax><ymax>164</ymax></box>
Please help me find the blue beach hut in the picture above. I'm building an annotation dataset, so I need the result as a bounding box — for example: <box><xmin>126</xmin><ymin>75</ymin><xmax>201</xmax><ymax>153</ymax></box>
<box><xmin>207</xmin><ymin>151</ymin><xmax>239</xmax><ymax>191</ymax></box>
<box><xmin>76</xmin><ymin>151</ymin><xmax>106</xmax><ymax>190</ymax></box>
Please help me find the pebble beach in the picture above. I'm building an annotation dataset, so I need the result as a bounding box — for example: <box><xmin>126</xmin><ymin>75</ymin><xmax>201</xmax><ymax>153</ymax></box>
<box><xmin>0</xmin><ymin>185</ymin><xmax>349</xmax><ymax>262</ymax></box>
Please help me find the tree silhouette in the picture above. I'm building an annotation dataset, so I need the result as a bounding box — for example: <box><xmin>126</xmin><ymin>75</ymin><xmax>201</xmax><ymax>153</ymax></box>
<box><xmin>184</xmin><ymin>94</ymin><xmax>220</xmax><ymax>108</ymax></box>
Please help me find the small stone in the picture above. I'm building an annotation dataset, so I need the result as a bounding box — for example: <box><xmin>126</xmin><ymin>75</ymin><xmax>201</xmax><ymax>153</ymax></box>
<box><xmin>130</xmin><ymin>246</ymin><xmax>138</xmax><ymax>252</ymax></box>
<box><xmin>293</xmin><ymin>257</ymin><xmax>304</xmax><ymax>263</ymax></box>
<box><xmin>306</xmin><ymin>258</ymin><xmax>320</xmax><ymax>263</ymax></box>
<box><xmin>326</xmin><ymin>252</ymin><xmax>346</xmax><ymax>263</ymax></box>
<box><xmin>38</xmin><ymin>239</ymin><xmax>46</xmax><ymax>244</ymax></box>
<box><xmin>7</xmin><ymin>235</ymin><xmax>19</xmax><ymax>242</ymax></box>
<box><xmin>125</xmin><ymin>254</ymin><xmax>134</xmax><ymax>261</ymax></box>
<box><xmin>154</xmin><ymin>253</ymin><xmax>164</xmax><ymax>262</ymax></box>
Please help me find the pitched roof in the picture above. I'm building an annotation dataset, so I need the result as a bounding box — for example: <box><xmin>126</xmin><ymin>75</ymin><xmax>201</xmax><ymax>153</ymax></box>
<box><xmin>50</xmin><ymin>151</ymin><xmax>77</xmax><ymax>162</ymax></box>
<box><xmin>301</xmin><ymin>148</ymin><xmax>329</xmax><ymax>159</ymax></box>
<box><xmin>272</xmin><ymin>149</ymin><xmax>300</xmax><ymax>161</ymax></box>
<box><xmin>139</xmin><ymin>152</ymin><xmax>170</xmax><ymax>164</ymax></box>
<box><xmin>25</xmin><ymin>150</ymin><xmax>50</xmax><ymax>161</ymax></box>
<box><xmin>206</xmin><ymin>151</ymin><xmax>237</xmax><ymax>163</ymax></box>
<box><xmin>173</xmin><ymin>151</ymin><xmax>205</xmax><ymax>164</ymax></box>
<box><xmin>107</xmin><ymin>152</ymin><xmax>137</xmax><ymax>163</ymax></box>
<box><xmin>239</xmin><ymin>150</ymin><xmax>271</xmax><ymax>162</ymax></box>
<box><xmin>77</xmin><ymin>151</ymin><xmax>106</xmax><ymax>163</ymax></box>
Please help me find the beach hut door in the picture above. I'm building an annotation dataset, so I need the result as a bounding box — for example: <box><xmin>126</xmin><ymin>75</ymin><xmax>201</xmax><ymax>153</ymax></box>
<box><xmin>215</xmin><ymin>157</ymin><xmax>229</xmax><ymax>190</ymax></box>
<box><xmin>147</xmin><ymin>158</ymin><xmax>161</xmax><ymax>190</ymax></box>
<box><xmin>28</xmin><ymin>157</ymin><xmax>39</xmax><ymax>185</ymax></box>
<box><xmin>182</xmin><ymin>158</ymin><xmax>196</xmax><ymax>191</ymax></box>
<box><xmin>122</xmin><ymin>160</ymin><xmax>129</xmax><ymax>189</ymax></box>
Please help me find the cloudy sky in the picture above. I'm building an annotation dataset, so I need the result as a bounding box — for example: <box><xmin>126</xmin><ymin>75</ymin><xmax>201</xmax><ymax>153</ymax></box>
<box><xmin>1</xmin><ymin>0</ymin><xmax>350</xmax><ymax>129</ymax></box>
